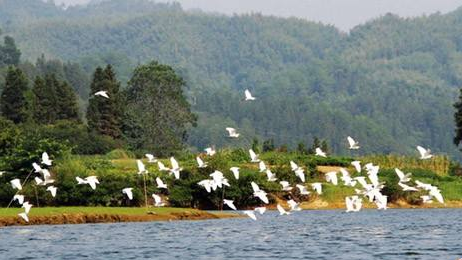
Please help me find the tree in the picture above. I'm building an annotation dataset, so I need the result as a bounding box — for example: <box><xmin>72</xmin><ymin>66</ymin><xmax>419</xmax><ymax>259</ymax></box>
<box><xmin>86</xmin><ymin>65</ymin><xmax>123</xmax><ymax>138</ymax></box>
<box><xmin>124</xmin><ymin>61</ymin><xmax>196</xmax><ymax>154</ymax></box>
<box><xmin>454</xmin><ymin>88</ymin><xmax>462</xmax><ymax>148</ymax></box>
<box><xmin>0</xmin><ymin>67</ymin><xmax>29</xmax><ymax>123</ymax></box>
<box><xmin>251</xmin><ymin>138</ymin><xmax>260</xmax><ymax>153</ymax></box>
<box><xmin>56</xmin><ymin>81</ymin><xmax>80</xmax><ymax>122</ymax></box>
<box><xmin>321</xmin><ymin>140</ymin><xmax>329</xmax><ymax>154</ymax></box>
<box><xmin>0</xmin><ymin>36</ymin><xmax>21</xmax><ymax>66</ymax></box>
<box><xmin>297</xmin><ymin>142</ymin><xmax>307</xmax><ymax>154</ymax></box>
<box><xmin>262</xmin><ymin>138</ymin><xmax>275</xmax><ymax>152</ymax></box>
<box><xmin>32</xmin><ymin>75</ymin><xmax>57</xmax><ymax>124</ymax></box>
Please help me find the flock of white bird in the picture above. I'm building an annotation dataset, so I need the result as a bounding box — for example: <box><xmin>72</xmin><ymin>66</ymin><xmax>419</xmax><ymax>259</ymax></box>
<box><xmin>5</xmin><ymin>89</ymin><xmax>445</xmax><ymax>223</ymax></box>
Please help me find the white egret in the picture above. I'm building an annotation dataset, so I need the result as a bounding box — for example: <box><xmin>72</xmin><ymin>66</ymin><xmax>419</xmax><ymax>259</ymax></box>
<box><xmin>421</xmin><ymin>195</ymin><xmax>433</xmax><ymax>203</ymax></box>
<box><xmin>41</xmin><ymin>152</ymin><xmax>52</xmax><ymax>166</ymax></box>
<box><xmin>249</xmin><ymin>149</ymin><xmax>260</xmax><ymax>163</ymax></box>
<box><xmin>76</xmin><ymin>176</ymin><xmax>87</xmax><ymax>185</ymax></box>
<box><xmin>198</xmin><ymin>179</ymin><xmax>213</xmax><ymax>193</ymax></box>
<box><xmin>251</xmin><ymin>182</ymin><xmax>269</xmax><ymax>204</ymax></box>
<box><xmin>395</xmin><ymin>168</ymin><xmax>412</xmax><ymax>183</ymax></box>
<box><xmin>32</xmin><ymin>162</ymin><xmax>42</xmax><ymax>173</ymax></box>
<box><xmin>290</xmin><ymin>161</ymin><xmax>300</xmax><ymax>171</ymax></box>
<box><xmin>156</xmin><ymin>177</ymin><xmax>168</xmax><ymax>189</ymax></box>
<box><xmin>311</xmin><ymin>183</ymin><xmax>323</xmax><ymax>194</ymax></box>
<box><xmin>230</xmin><ymin>167</ymin><xmax>240</xmax><ymax>180</ymax></box>
<box><xmin>243</xmin><ymin>210</ymin><xmax>257</xmax><ymax>220</ymax></box>
<box><xmin>152</xmin><ymin>194</ymin><xmax>165</xmax><ymax>207</ymax></box>
<box><xmin>22</xmin><ymin>201</ymin><xmax>32</xmax><ymax>214</ymax></box>
<box><xmin>18</xmin><ymin>212</ymin><xmax>29</xmax><ymax>223</ymax></box>
<box><xmin>157</xmin><ymin>161</ymin><xmax>170</xmax><ymax>172</ymax></box>
<box><xmin>294</xmin><ymin>168</ymin><xmax>305</xmax><ymax>183</ymax></box>
<box><xmin>266</xmin><ymin>169</ymin><xmax>277</xmax><ymax>182</ymax></box>
<box><xmin>225</xmin><ymin>127</ymin><xmax>240</xmax><ymax>138</ymax></box>
<box><xmin>94</xmin><ymin>90</ymin><xmax>109</xmax><ymax>98</ymax></box>
<box><xmin>122</xmin><ymin>188</ymin><xmax>133</xmax><ymax>200</ymax></box>
<box><xmin>375</xmin><ymin>195</ymin><xmax>388</xmax><ymax>210</ymax></box>
<box><xmin>347</xmin><ymin>136</ymin><xmax>360</xmax><ymax>149</ymax></box>
<box><xmin>46</xmin><ymin>186</ymin><xmax>57</xmax><ymax>197</ymax></box>
<box><xmin>204</xmin><ymin>147</ymin><xmax>216</xmax><ymax>156</ymax></box>
<box><xmin>315</xmin><ymin>147</ymin><xmax>327</xmax><ymax>157</ymax></box>
<box><xmin>287</xmin><ymin>199</ymin><xmax>301</xmax><ymax>211</ymax></box>
<box><xmin>325</xmin><ymin>171</ymin><xmax>338</xmax><ymax>186</ymax></box>
<box><xmin>244</xmin><ymin>89</ymin><xmax>256</xmax><ymax>101</ymax></box>
<box><xmin>137</xmin><ymin>160</ymin><xmax>148</xmax><ymax>174</ymax></box>
<box><xmin>145</xmin><ymin>154</ymin><xmax>157</xmax><ymax>163</ymax></box>
<box><xmin>279</xmin><ymin>181</ymin><xmax>293</xmax><ymax>191</ymax></box>
<box><xmin>10</xmin><ymin>179</ymin><xmax>22</xmax><ymax>190</ymax></box>
<box><xmin>398</xmin><ymin>182</ymin><xmax>418</xmax><ymax>192</ymax></box>
<box><xmin>277</xmin><ymin>204</ymin><xmax>290</xmax><ymax>215</ymax></box>
<box><xmin>13</xmin><ymin>195</ymin><xmax>24</xmax><ymax>205</ymax></box>
<box><xmin>169</xmin><ymin>157</ymin><xmax>182</xmax><ymax>179</ymax></box>
<box><xmin>223</xmin><ymin>199</ymin><xmax>237</xmax><ymax>210</ymax></box>
<box><xmin>429</xmin><ymin>187</ymin><xmax>444</xmax><ymax>203</ymax></box>
<box><xmin>85</xmin><ymin>176</ymin><xmax>99</xmax><ymax>190</ymax></box>
<box><xmin>416</xmin><ymin>146</ymin><xmax>433</xmax><ymax>159</ymax></box>
<box><xmin>351</xmin><ymin>161</ymin><xmax>361</xmax><ymax>173</ymax></box>
<box><xmin>259</xmin><ymin>161</ymin><xmax>267</xmax><ymax>172</ymax></box>
<box><xmin>296</xmin><ymin>184</ymin><xmax>310</xmax><ymax>195</ymax></box>
<box><xmin>340</xmin><ymin>168</ymin><xmax>356</xmax><ymax>187</ymax></box>
<box><xmin>196</xmin><ymin>157</ymin><xmax>207</xmax><ymax>168</ymax></box>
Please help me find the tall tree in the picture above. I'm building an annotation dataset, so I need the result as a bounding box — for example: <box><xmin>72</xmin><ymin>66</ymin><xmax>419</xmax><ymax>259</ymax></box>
<box><xmin>124</xmin><ymin>61</ymin><xmax>197</xmax><ymax>154</ymax></box>
<box><xmin>86</xmin><ymin>65</ymin><xmax>123</xmax><ymax>138</ymax></box>
<box><xmin>0</xmin><ymin>36</ymin><xmax>21</xmax><ymax>66</ymax></box>
<box><xmin>453</xmin><ymin>88</ymin><xmax>462</xmax><ymax>148</ymax></box>
<box><xmin>0</xmin><ymin>66</ymin><xmax>29</xmax><ymax>123</ymax></box>
<box><xmin>32</xmin><ymin>76</ymin><xmax>56</xmax><ymax>124</ymax></box>
<box><xmin>56</xmin><ymin>81</ymin><xmax>80</xmax><ymax>122</ymax></box>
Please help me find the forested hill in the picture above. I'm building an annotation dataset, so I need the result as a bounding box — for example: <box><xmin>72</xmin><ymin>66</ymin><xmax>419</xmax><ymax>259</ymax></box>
<box><xmin>1</xmin><ymin>0</ymin><xmax>461</xmax><ymax>158</ymax></box>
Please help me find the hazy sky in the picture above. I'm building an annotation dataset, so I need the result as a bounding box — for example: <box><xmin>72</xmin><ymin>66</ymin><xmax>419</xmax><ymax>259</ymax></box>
<box><xmin>54</xmin><ymin>0</ymin><xmax>462</xmax><ymax>31</ymax></box>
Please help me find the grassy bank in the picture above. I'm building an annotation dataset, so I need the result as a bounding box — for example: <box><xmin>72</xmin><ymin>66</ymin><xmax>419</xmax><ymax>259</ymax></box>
<box><xmin>0</xmin><ymin>207</ymin><xmax>239</xmax><ymax>227</ymax></box>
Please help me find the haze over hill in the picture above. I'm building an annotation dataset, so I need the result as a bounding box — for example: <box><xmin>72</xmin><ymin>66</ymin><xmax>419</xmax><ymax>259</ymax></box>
<box><xmin>53</xmin><ymin>0</ymin><xmax>462</xmax><ymax>31</ymax></box>
<box><xmin>1</xmin><ymin>0</ymin><xmax>462</xmax><ymax>158</ymax></box>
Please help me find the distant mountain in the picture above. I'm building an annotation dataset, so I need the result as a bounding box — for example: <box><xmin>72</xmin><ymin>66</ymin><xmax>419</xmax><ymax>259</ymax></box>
<box><xmin>0</xmin><ymin>0</ymin><xmax>461</xmax><ymax>157</ymax></box>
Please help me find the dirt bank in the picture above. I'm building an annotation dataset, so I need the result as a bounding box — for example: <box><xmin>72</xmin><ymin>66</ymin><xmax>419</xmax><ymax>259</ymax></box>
<box><xmin>0</xmin><ymin>210</ymin><xmax>239</xmax><ymax>227</ymax></box>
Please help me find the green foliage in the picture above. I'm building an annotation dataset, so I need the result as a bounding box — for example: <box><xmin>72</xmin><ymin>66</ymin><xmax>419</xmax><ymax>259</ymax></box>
<box><xmin>0</xmin><ymin>35</ymin><xmax>21</xmax><ymax>66</ymax></box>
<box><xmin>0</xmin><ymin>66</ymin><xmax>29</xmax><ymax>123</ymax></box>
<box><xmin>124</xmin><ymin>61</ymin><xmax>197</xmax><ymax>155</ymax></box>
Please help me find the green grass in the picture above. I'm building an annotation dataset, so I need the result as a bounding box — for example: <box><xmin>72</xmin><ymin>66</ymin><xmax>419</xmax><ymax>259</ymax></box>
<box><xmin>0</xmin><ymin>207</ymin><xmax>199</xmax><ymax>217</ymax></box>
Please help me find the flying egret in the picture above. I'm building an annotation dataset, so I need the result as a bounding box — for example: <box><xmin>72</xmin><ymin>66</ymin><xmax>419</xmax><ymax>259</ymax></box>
<box><xmin>345</xmin><ymin>196</ymin><xmax>362</xmax><ymax>212</ymax></box>
<box><xmin>398</xmin><ymin>182</ymin><xmax>418</xmax><ymax>192</ymax></box>
<box><xmin>290</xmin><ymin>161</ymin><xmax>300</xmax><ymax>171</ymax></box>
<box><xmin>196</xmin><ymin>157</ymin><xmax>207</xmax><ymax>168</ymax></box>
<box><xmin>122</xmin><ymin>188</ymin><xmax>133</xmax><ymax>200</ymax></box>
<box><xmin>244</xmin><ymin>89</ymin><xmax>256</xmax><ymax>101</ymax></box>
<box><xmin>157</xmin><ymin>161</ymin><xmax>170</xmax><ymax>172</ymax></box>
<box><xmin>311</xmin><ymin>183</ymin><xmax>323</xmax><ymax>194</ymax></box>
<box><xmin>421</xmin><ymin>195</ymin><xmax>433</xmax><ymax>203</ymax></box>
<box><xmin>94</xmin><ymin>90</ymin><xmax>109</xmax><ymax>98</ymax></box>
<box><xmin>145</xmin><ymin>154</ymin><xmax>157</xmax><ymax>163</ymax></box>
<box><xmin>204</xmin><ymin>147</ymin><xmax>216</xmax><ymax>156</ymax></box>
<box><xmin>345</xmin><ymin>196</ymin><xmax>355</xmax><ymax>212</ymax></box>
<box><xmin>375</xmin><ymin>195</ymin><xmax>388</xmax><ymax>210</ymax></box>
<box><xmin>266</xmin><ymin>169</ymin><xmax>277</xmax><ymax>182</ymax></box>
<box><xmin>156</xmin><ymin>177</ymin><xmax>168</xmax><ymax>189</ymax></box>
<box><xmin>85</xmin><ymin>176</ymin><xmax>99</xmax><ymax>190</ymax></box>
<box><xmin>415</xmin><ymin>180</ymin><xmax>433</xmax><ymax>191</ymax></box>
<box><xmin>294</xmin><ymin>168</ymin><xmax>305</xmax><ymax>183</ymax></box>
<box><xmin>249</xmin><ymin>149</ymin><xmax>260</xmax><ymax>162</ymax></box>
<box><xmin>254</xmin><ymin>207</ymin><xmax>266</xmax><ymax>215</ymax></box>
<box><xmin>347</xmin><ymin>136</ymin><xmax>360</xmax><ymax>150</ymax></box>
<box><xmin>429</xmin><ymin>187</ymin><xmax>444</xmax><ymax>203</ymax></box>
<box><xmin>22</xmin><ymin>201</ymin><xmax>32</xmax><ymax>214</ymax></box>
<box><xmin>351</xmin><ymin>161</ymin><xmax>362</xmax><ymax>173</ymax></box>
<box><xmin>251</xmin><ymin>182</ymin><xmax>269</xmax><ymax>204</ymax></box>
<box><xmin>416</xmin><ymin>146</ymin><xmax>433</xmax><ymax>159</ymax></box>
<box><xmin>340</xmin><ymin>168</ymin><xmax>356</xmax><ymax>187</ymax></box>
<box><xmin>277</xmin><ymin>204</ymin><xmax>290</xmax><ymax>215</ymax></box>
<box><xmin>223</xmin><ymin>199</ymin><xmax>237</xmax><ymax>210</ymax></box>
<box><xmin>76</xmin><ymin>176</ymin><xmax>87</xmax><ymax>185</ymax></box>
<box><xmin>152</xmin><ymin>194</ymin><xmax>165</xmax><ymax>207</ymax></box>
<box><xmin>46</xmin><ymin>186</ymin><xmax>57</xmax><ymax>197</ymax></box>
<box><xmin>259</xmin><ymin>161</ymin><xmax>267</xmax><ymax>172</ymax></box>
<box><xmin>296</xmin><ymin>184</ymin><xmax>310</xmax><ymax>195</ymax></box>
<box><xmin>225</xmin><ymin>127</ymin><xmax>240</xmax><ymax>138</ymax></box>
<box><xmin>35</xmin><ymin>176</ymin><xmax>54</xmax><ymax>186</ymax></box>
<box><xmin>169</xmin><ymin>157</ymin><xmax>182</xmax><ymax>179</ymax></box>
<box><xmin>325</xmin><ymin>171</ymin><xmax>338</xmax><ymax>186</ymax></box>
<box><xmin>18</xmin><ymin>212</ymin><xmax>29</xmax><ymax>223</ymax></box>
<box><xmin>198</xmin><ymin>179</ymin><xmax>213</xmax><ymax>193</ymax></box>
<box><xmin>13</xmin><ymin>195</ymin><xmax>24</xmax><ymax>205</ymax></box>
<box><xmin>0</xmin><ymin>171</ymin><xmax>3</xmax><ymax>176</ymax></box>
<box><xmin>32</xmin><ymin>162</ymin><xmax>42</xmax><ymax>173</ymax></box>
<box><xmin>287</xmin><ymin>199</ymin><xmax>302</xmax><ymax>211</ymax></box>
<box><xmin>279</xmin><ymin>181</ymin><xmax>293</xmax><ymax>191</ymax></box>
<box><xmin>41</xmin><ymin>152</ymin><xmax>52</xmax><ymax>166</ymax></box>
<box><xmin>137</xmin><ymin>160</ymin><xmax>148</xmax><ymax>174</ymax></box>
<box><xmin>230</xmin><ymin>167</ymin><xmax>240</xmax><ymax>180</ymax></box>
<box><xmin>243</xmin><ymin>210</ymin><xmax>257</xmax><ymax>220</ymax></box>
<box><xmin>10</xmin><ymin>179</ymin><xmax>22</xmax><ymax>190</ymax></box>
<box><xmin>315</xmin><ymin>147</ymin><xmax>327</xmax><ymax>157</ymax></box>
<box><xmin>395</xmin><ymin>168</ymin><xmax>412</xmax><ymax>183</ymax></box>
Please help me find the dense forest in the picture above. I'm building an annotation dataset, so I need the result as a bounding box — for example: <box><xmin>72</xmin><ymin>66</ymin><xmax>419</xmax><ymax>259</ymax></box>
<box><xmin>0</xmin><ymin>0</ymin><xmax>461</xmax><ymax>158</ymax></box>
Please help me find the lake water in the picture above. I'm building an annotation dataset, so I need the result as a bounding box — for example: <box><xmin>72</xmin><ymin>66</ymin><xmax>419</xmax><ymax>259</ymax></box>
<box><xmin>1</xmin><ymin>209</ymin><xmax>461</xmax><ymax>260</ymax></box>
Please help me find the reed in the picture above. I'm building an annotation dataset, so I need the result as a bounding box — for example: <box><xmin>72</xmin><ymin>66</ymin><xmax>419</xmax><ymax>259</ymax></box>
<box><xmin>361</xmin><ymin>154</ymin><xmax>450</xmax><ymax>176</ymax></box>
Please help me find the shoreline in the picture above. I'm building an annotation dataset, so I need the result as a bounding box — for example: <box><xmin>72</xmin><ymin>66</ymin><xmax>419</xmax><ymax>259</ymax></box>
<box><xmin>0</xmin><ymin>207</ymin><xmax>240</xmax><ymax>227</ymax></box>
